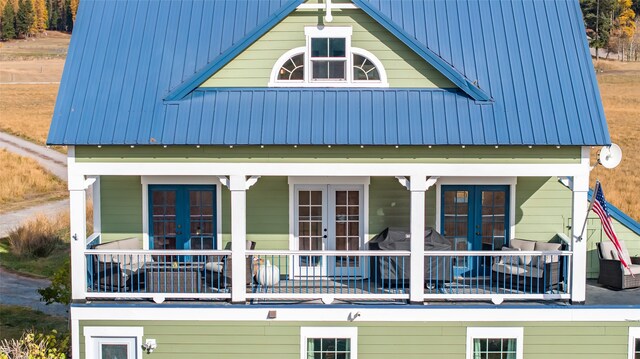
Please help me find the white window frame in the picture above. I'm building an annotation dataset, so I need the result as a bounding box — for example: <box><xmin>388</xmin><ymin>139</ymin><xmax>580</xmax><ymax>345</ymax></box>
<box><xmin>630</xmin><ymin>327</ymin><xmax>640</xmax><ymax>359</ymax></box>
<box><xmin>269</xmin><ymin>26</ymin><xmax>388</xmax><ymax>87</ymax></box>
<box><xmin>466</xmin><ymin>327</ymin><xmax>523</xmax><ymax>359</ymax></box>
<box><xmin>300</xmin><ymin>327</ymin><xmax>358</xmax><ymax>359</ymax></box>
<box><xmin>141</xmin><ymin>176</ymin><xmax>223</xmax><ymax>250</ymax></box>
<box><xmin>84</xmin><ymin>326</ymin><xmax>144</xmax><ymax>359</ymax></box>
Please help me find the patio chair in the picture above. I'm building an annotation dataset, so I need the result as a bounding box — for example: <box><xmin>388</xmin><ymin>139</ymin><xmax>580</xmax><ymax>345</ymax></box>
<box><xmin>90</xmin><ymin>237</ymin><xmax>153</xmax><ymax>292</ymax></box>
<box><xmin>202</xmin><ymin>241</ymin><xmax>256</xmax><ymax>290</ymax></box>
<box><xmin>597</xmin><ymin>241</ymin><xmax>640</xmax><ymax>290</ymax></box>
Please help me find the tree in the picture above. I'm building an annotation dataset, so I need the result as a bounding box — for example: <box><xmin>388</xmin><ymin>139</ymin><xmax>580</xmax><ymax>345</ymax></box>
<box><xmin>33</xmin><ymin>0</ymin><xmax>47</xmax><ymax>32</ymax></box>
<box><xmin>1</xmin><ymin>0</ymin><xmax>16</xmax><ymax>40</ymax></box>
<box><xmin>15</xmin><ymin>0</ymin><xmax>34</xmax><ymax>37</ymax></box>
<box><xmin>581</xmin><ymin>0</ymin><xmax>616</xmax><ymax>59</ymax></box>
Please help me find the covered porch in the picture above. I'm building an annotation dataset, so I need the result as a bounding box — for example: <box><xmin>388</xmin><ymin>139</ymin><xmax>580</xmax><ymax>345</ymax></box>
<box><xmin>68</xmin><ymin>146</ymin><xmax>590</xmax><ymax>304</ymax></box>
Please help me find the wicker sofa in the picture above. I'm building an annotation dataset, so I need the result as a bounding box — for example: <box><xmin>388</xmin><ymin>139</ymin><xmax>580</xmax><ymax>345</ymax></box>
<box><xmin>90</xmin><ymin>237</ymin><xmax>152</xmax><ymax>291</ymax></box>
<box><xmin>491</xmin><ymin>238</ymin><xmax>564</xmax><ymax>292</ymax></box>
<box><xmin>597</xmin><ymin>241</ymin><xmax>640</xmax><ymax>290</ymax></box>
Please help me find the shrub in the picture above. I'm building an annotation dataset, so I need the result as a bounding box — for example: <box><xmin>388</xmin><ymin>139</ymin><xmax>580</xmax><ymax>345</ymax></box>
<box><xmin>0</xmin><ymin>329</ymin><xmax>69</xmax><ymax>359</ymax></box>
<box><xmin>38</xmin><ymin>259</ymin><xmax>70</xmax><ymax>306</ymax></box>
<box><xmin>8</xmin><ymin>215</ymin><xmax>64</xmax><ymax>258</ymax></box>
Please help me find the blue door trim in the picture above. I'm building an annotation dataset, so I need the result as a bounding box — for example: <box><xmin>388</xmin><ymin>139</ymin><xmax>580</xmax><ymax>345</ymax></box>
<box><xmin>148</xmin><ymin>185</ymin><xmax>217</xmax><ymax>251</ymax></box>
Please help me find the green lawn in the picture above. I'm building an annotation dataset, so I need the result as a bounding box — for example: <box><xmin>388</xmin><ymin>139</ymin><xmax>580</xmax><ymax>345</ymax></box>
<box><xmin>0</xmin><ymin>238</ymin><xmax>69</xmax><ymax>278</ymax></box>
<box><xmin>0</xmin><ymin>305</ymin><xmax>68</xmax><ymax>340</ymax></box>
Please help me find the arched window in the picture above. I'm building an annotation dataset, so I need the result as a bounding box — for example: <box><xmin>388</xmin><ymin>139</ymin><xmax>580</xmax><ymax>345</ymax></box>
<box><xmin>277</xmin><ymin>53</ymin><xmax>305</xmax><ymax>81</ymax></box>
<box><xmin>269</xmin><ymin>27</ymin><xmax>388</xmax><ymax>87</ymax></box>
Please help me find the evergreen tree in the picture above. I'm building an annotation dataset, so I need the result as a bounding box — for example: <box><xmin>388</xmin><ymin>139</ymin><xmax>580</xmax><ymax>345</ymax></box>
<box><xmin>15</xmin><ymin>0</ymin><xmax>34</xmax><ymax>37</ymax></box>
<box><xmin>63</xmin><ymin>0</ymin><xmax>71</xmax><ymax>31</ymax></box>
<box><xmin>1</xmin><ymin>0</ymin><xmax>16</xmax><ymax>39</ymax></box>
<box><xmin>581</xmin><ymin>0</ymin><xmax>615</xmax><ymax>59</ymax></box>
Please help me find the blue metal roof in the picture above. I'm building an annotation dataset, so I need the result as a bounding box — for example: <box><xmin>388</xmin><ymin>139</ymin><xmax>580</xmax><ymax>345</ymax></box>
<box><xmin>47</xmin><ymin>0</ymin><xmax>611</xmax><ymax>146</ymax></box>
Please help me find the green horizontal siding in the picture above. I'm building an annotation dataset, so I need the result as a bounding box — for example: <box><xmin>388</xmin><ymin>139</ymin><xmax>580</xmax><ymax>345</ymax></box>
<box><xmin>200</xmin><ymin>8</ymin><xmax>454</xmax><ymax>88</ymax></box>
<box><xmin>100</xmin><ymin>176</ymin><xmax>142</xmax><ymax>242</ymax></box>
<box><xmin>78</xmin><ymin>320</ymin><xmax>635</xmax><ymax>359</ymax></box>
<box><xmin>514</xmin><ymin>177</ymin><xmax>572</xmax><ymax>243</ymax></box>
<box><xmin>75</xmin><ymin>146</ymin><xmax>582</xmax><ymax>164</ymax></box>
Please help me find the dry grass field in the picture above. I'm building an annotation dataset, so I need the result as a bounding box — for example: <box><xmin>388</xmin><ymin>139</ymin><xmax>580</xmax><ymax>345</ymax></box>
<box><xmin>0</xmin><ymin>149</ymin><xmax>67</xmax><ymax>213</ymax></box>
<box><xmin>591</xmin><ymin>61</ymin><xmax>640</xmax><ymax>220</ymax></box>
<box><xmin>0</xmin><ymin>31</ymin><xmax>70</xmax><ymax>61</ymax></box>
<box><xmin>0</xmin><ymin>84</ymin><xmax>59</xmax><ymax>146</ymax></box>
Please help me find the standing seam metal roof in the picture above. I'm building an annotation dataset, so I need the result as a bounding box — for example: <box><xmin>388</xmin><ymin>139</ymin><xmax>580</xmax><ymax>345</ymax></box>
<box><xmin>47</xmin><ymin>0</ymin><xmax>611</xmax><ymax>146</ymax></box>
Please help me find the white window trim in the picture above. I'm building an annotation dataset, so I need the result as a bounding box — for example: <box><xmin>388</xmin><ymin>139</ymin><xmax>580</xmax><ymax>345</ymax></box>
<box><xmin>141</xmin><ymin>176</ymin><xmax>223</xmax><ymax>250</ymax></box>
<box><xmin>84</xmin><ymin>326</ymin><xmax>144</xmax><ymax>359</ymax></box>
<box><xmin>300</xmin><ymin>327</ymin><xmax>358</xmax><ymax>359</ymax></box>
<box><xmin>269</xmin><ymin>26</ymin><xmax>388</xmax><ymax>87</ymax></box>
<box><xmin>435</xmin><ymin>177</ymin><xmax>517</xmax><ymax>240</ymax></box>
<box><xmin>630</xmin><ymin>327</ymin><xmax>640</xmax><ymax>359</ymax></box>
<box><xmin>466</xmin><ymin>327</ymin><xmax>524</xmax><ymax>359</ymax></box>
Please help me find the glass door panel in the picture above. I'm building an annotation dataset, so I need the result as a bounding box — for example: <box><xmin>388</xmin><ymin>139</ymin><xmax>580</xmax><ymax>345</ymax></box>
<box><xmin>334</xmin><ymin>189</ymin><xmax>361</xmax><ymax>268</ymax></box>
<box><xmin>189</xmin><ymin>190</ymin><xmax>215</xmax><ymax>250</ymax></box>
<box><xmin>151</xmin><ymin>190</ymin><xmax>178</xmax><ymax>250</ymax></box>
<box><xmin>297</xmin><ymin>189</ymin><xmax>326</xmax><ymax>270</ymax></box>
<box><xmin>480</xmin><ymin>189</ymin><xmax>507</xmax><ymax>250</ymax></box>
<box><xmin>442</xmin><ymin>189</ymin><xmax>471</xmax><ymax>276</ymax></box>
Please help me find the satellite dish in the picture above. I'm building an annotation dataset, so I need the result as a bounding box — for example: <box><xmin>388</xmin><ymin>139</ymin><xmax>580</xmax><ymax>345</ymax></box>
<box><xmin>598</xmin><ymin>143</ymin><xmax>623</xmax><ymax>169</ymax></box>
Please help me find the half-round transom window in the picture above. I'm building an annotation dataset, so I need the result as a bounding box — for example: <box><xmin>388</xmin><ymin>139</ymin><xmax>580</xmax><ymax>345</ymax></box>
<box><xmin>353</xmin><ymin>54</ymin><xmax>380</xmax><ymax>81</ymax></box>
<box><xmin>278</xmin><ymin>53</ymin><xmax>305</xmax><ymax>81</ymax></box>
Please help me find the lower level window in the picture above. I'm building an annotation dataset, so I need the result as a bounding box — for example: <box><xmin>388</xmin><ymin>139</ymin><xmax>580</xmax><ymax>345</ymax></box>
<box><xmin>467</xmin><ymin>327</ymin><xmax>523</xmax><ymax>359</ymax></box>
<box><xmin>95</xmin><ymin>337</ymin><xmax>136</xmax><ymax>359</ymax></box>
<box><xmin>301</xmin><ymin>327</ymin><xmax>357</xmax><ymax>359</ymax></box>
<box><xmin>84</xmin><ymin>327</ymin><xmax>143</xmax><ymax>359</ymax></box>
<box><xmin>630</xmin><ymin>327</ymin><xmax>640</xmax><ymax>359</ymax></box>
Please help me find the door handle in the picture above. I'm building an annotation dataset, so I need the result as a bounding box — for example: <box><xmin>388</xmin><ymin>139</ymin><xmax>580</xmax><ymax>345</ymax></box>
<box><xmin>475</xmin><ymin>232</ymin><xmax>480</xmax><ymax>236</ymax></box>
<box><xmin>323</xmin><ymin>235</ymin><xmax>328</xmax><ymax>238</ymax></box>
<box><xmin>177</xmin><ymin>231</ymin><xmax>182</xmax><ymax>235</ymax></box>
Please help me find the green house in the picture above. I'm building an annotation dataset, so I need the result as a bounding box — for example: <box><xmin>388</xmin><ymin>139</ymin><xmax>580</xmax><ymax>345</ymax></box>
<box><xmin>47</xmin><ymin>0</ymin><xmax>640</xmax><ymax>358</ymax></box>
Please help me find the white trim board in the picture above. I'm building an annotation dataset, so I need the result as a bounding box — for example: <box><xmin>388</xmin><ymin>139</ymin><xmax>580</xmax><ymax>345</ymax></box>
<box><xmin>71</xmin><ymin>306</ymin><xmax>640</xmax><ymax>323</ymax></box>
<box><xmin>70</xmin><ymin>162</ymin><xmax>588</xmax><ymax>178</ymax></box>
<box><xmin>141</xmin><ymin>176</ymin><xmax>223</xmax><ymax>251</ymax></box>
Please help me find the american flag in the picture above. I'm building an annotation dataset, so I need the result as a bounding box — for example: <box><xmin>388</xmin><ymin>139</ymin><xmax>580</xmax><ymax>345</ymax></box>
<box><xmin>591</xmin><ymin>181</ymin><xmax>631</xmax><ymax>273</ymax></box>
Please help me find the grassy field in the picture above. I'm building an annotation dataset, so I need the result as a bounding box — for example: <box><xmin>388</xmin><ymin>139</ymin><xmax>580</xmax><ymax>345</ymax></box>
<box><xmin>0</xmin><ymin>305</ymin><xmax>68</xmax><ymax>340</ymax></box>
<box><xmin>0</xmin><ymin>31</ymin><xmax>70</xmax><ymax>61</ymax></box>
<box><xmin>0</xmin><ymin>237</ymin><xmax>69</xmax><ymax>278</ymax></box>
<box><xmin>0</xmin><ymin>149</ymin><xmax>67</xmax><ymax>213</ymax></box>
<box><xmin>0</xmin><ymin>84</ymin><xmax>60</xmax><ymax>146</ymax></box>
<box><xmin>592</xmin><ymin>61</ymin><xmax>640</xmax><ymax>220</ymax></box>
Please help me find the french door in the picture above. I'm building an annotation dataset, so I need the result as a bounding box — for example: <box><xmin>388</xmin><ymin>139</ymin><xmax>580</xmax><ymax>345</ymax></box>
<box><xmin>441</xmin><ymin>185</ymin><xmax>509</xmax><ymax>276</ymax></box>
<box><xmin>148</xmin><ymin>185</ymin><xmax>217</xmax><ymax>252</ymax></box>
<box><xmin>294</xmin><ymin>185</ymin><xmax>364</xmax><ymax>277</ymax></box>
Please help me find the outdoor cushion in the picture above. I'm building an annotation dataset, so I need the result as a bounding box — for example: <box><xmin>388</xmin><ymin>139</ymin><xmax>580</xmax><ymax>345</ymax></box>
<box><xmin>533</xmin><ymin>241</ymin><xmax>562</xmax><ymax>265</ymax></box>
<box><xmin>600</xmin><ymin>241</ymin><xmax>632</xmax><ymax>264</ymax></box>
<box><xmin>94</xmin><ymin>237</ymin><xmax>142</xmax><ymax>250</ymax></box>
<box><xmin>627</xmin><ymin>264</ymin><xmax>640</xmax><ymax>276</ymax></box>
<box><xmin>508</xmin><ymin>239</ymin><xmax>536</xmax><ymax>265</ymax></box>
<box><xmin>491</xmin><ymin>263</ymin><xmax>544</xmax><ymax>278</ymax></box>
<box><xmin>499</xmin><ymin>247</ymin><xmax>520</xmax><ymax>265</ymax></box>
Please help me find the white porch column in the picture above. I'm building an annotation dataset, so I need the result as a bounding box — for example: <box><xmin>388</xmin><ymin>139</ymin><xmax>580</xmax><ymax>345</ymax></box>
<box><xmin>228</xmin><ymin>175</ymin><xmax>248</xmax><ymax>303</ymax></box>
<box><xmin>409</xmin><ymin>175</ymin><xmax>428</xmax><ymax>303</ymax></box>
<box><xmin>91</xmin><ymin>176</ymin><xmax>101</xmax><ymax>233</ymax></box>
<box><xmin>69</xmin><ymin>174</ymin><xmax>88</xmax><ymax>301</ymax></box>
<box><xmin>570</xmin><ymin>170</ymin><xmax>590</xmax><ymax>304</ymax></box>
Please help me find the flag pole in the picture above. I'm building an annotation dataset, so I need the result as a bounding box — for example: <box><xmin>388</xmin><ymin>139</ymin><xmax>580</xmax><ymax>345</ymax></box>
<box><xmin>577</xmin><ymin>180</ymin><xmax>599</xmax><ymax>242</ymax></box>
